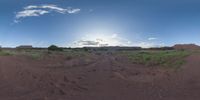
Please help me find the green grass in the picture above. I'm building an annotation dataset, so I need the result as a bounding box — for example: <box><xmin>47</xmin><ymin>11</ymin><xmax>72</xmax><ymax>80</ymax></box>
<box><xmin>120</xmin><ymin>50</ymin><xmax>191</xmax><ymax>70</ymax></box>
<box><xmin>0</xmin><ymin>50</ymin><xmax>13</xmax><ymax>56</ymax></box>
<box><xmin>0</xmin><ymin>49</ymin><xmax>91</xmax><ymax>60</ymax></box>
<box><xmin>6</xmin><ymin>49</ymin><xmax>46</xmax><ymax>60</ymax></box>
<box><xmin>34</xmin><ymin>50</ymin><xmax>91</xmax><ymax>60</ymax></box>
<box><xmin>28</xmin><ymin>52</ymin><xmax>43</xmax><ymax>60</ymax></box>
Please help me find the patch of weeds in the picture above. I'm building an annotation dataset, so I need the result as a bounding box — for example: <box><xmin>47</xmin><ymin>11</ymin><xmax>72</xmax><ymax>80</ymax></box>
<box><xmin>0</xmin><ymin>50</ymin><xmax>13</xmax><ymax>56</ymax></box>
<box><xmin>120</xmin><ymin>50</ymin><xmax>191</xmax><ymax>70</ymax></box>
<box><xmin>17</xmin><ymin>50</ymin><xmax>44</xmax><ymax>60</ymax></box>
<box><xmin>29</xmin><ymin>53</ymin><xmax>43</xmax><ymax>60</ymax></box>
<box><xmin>63</xmin><ymin>50</ymin><xmax>90</xmax><ymax>58</ymax></box>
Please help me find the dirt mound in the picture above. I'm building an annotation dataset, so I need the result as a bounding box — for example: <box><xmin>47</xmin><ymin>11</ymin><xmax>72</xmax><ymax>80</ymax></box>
<box><xmin>173</xmin><ymin>44</ymin><xmax>200</xmax><ymax>50</ymax></box>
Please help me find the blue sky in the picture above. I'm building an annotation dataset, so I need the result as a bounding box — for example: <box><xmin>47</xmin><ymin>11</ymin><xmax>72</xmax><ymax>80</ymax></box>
<box><xmin>0</xmin><ymin>0</ymin><xmax>200</xmax><ymax>47</ymax></box>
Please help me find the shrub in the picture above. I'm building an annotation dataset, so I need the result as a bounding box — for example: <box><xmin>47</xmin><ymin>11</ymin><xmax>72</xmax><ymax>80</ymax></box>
<box><xmin>0</xmin><ymin>51</ymin><xmax>12</xmax><ymax>56</ymax></box>
<box><xmin>48</xmin><ymin>45</ymin><xmax>63</xmax><ymax>51</ymax></box>
<box><xmin>83</xmin><ymin>47</ymin><xmax>89</xmax><ymax>51</ymax></box>
<box><xmin>120</xmin><ymin>50</ymin><xmax>191</xmax><ymax>69</ymax></box>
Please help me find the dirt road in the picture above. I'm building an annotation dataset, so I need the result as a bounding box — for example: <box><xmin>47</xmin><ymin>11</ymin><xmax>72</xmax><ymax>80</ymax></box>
<box><xmin>0</xmin><ymin>53</ymin><xmax>200</xmax><ymax>100</ymax></box>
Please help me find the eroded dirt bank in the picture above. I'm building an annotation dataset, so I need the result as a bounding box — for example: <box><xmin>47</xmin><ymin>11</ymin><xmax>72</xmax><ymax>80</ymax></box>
<box><xmin>0</xmin><ymin>53</ymin><xmax>200</xmax><ymax>100</ymax></box>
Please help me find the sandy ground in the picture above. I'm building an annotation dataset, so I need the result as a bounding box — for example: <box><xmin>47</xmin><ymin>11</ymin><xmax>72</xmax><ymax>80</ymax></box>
<box><xmin>0</xmin><ymin>52</ymin><xmax>200</xmax><ymax>100</ymax></box>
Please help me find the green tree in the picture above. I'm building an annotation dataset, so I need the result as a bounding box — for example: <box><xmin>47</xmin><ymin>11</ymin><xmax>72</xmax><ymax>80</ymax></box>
<box><xmin>48</xmin><ymin>45</ymin><xmax>63</xmax><ymax>51</ymax></box>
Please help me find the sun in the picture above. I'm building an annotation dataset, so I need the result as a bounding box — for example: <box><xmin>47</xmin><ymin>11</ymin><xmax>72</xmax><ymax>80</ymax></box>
<box><xmin>73</xmin><ymin>20</ymin><xmax>131</xmax><ymax>47</ymax></box>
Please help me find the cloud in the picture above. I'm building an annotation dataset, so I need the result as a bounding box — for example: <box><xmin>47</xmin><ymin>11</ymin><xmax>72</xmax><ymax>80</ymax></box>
<box><xmin>71</xmin><ymin>33</ymin><xmax>133</xmax><ymax>47</ymax></box>
<box><xmin>135</xmin><ymin>42</ymin><xmax>156</xmax><ymax>48</ymax></box>
<box><xmin>15</xmin><ymin>4</ymin><xmax>80</xmax><ymax>23</ymax></box>
<box><xmin>77</xmin><ymin>40</ymin><xmax>100</xmax><ymax>46</ymax></box>
<box><xmin>24</xmin><ymin>5</ymin><xmax>80</xmax><ymax>14</ymax></box>
<box><xmin>16</xmin><ymin>9</ymin><xmax>49</xmax><ymax>19</ymax></box>
<box><xmin>74</xmin><ymin>40</ymin><xmax>109</xmax><ymax>47</ymax></box>
<box><xmin>70</xmin><ymin>34</ymin><xmax>164</xmax><ymax>48</ymax></box>
<box><xmin>148</xmin><ymin>37</ymin><xmax>157</xmax><ymax>41</ymax></box>
<box><xmin>111</xmin><ymin>34</ymin><xmax>117</xmax><ymax>38</ymax></box>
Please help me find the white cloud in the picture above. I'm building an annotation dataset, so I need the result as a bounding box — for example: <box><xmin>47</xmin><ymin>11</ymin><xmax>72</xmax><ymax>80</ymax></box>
<box><xmin>16</xmin><ymin>9</ymin><xmax>49</xmax><ymax>19</ymax></box>
<box><xmin>148</xmin><ymin>37</ymin><xmax>157</xmax><ymax>41</ymax></box>
<box><xmin>66</xmin><ymin>8</ymin><xmax>81</xmax><ymax>14</ymax></box>
<box><xmin>77</xmin><ymin>40</ymin><xmax>100</xmax><ymax>46</ymax></box>
<box><xmin>15</xmin><ymin>4</ymin><xmax>81</xmax><ymax>23</ymax></box>
<box><xmin>24</xmin><ymin>4</ymin><xmax>80</xmax><ymax>14</ymax></box>
<box><xmin>70</xmin><ymin>34</ymin><xmax>164</xmax><ymax>48</ymax></box>
<box><xmin>111</xmin><ymin>34</ymin><xmax>117</xmax><ymax>38</ymax></box>
<box><xmin>134</xmin><ymin>42</ymin><xmax>155</xmax><ymax>48</ymax></box>
<box><xmin>72</xmin><ymin>34</ymin><xmax>133</xmax><ymax>47</ymax></box>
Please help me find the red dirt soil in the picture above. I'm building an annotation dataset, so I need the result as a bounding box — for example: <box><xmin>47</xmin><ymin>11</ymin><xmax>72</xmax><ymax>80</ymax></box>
<box><xmin>0</xmin><ymin>53</ymin><xmax>200</xmax><ymax>100</ymax></box>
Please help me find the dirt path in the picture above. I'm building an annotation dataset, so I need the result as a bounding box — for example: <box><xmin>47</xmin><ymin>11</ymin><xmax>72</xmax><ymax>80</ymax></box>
<box><xmin>168</xmin><ymin>53</ymin><xmax>200</xmax><ymax>100</ymax></box>
<box><xmin>0</xmin><ymin>53</ymin><xmax>199</xmax><ymax>100</ymax></box>
<box><xmin>145</xmin><ymin>53</ymin><xmax>200</xmax><ymax>100</ymax></box>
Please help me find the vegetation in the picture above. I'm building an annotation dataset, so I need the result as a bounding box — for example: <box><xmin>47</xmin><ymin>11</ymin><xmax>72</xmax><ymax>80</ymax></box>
<box><xmin>48</xmin><ymin>45</ymin><xmax>63</xmax><ymax>51</ymax></box>
<box><xmin>120</xmin><ymin>50</ymin><xmax>191</xmax><ymax>70</ymax></box>
<box><xmin>28</xmin><ymin>52</ymin><xmax>44</xmax><ymax>60</ymax></box>
<box><xmin>0</xmin><ymin>47</ymin><xmax>91</xmax><ymax>60</ymax></box>
<box><xmin>0</xmin><ymin>50</ymin><xmax>12</xmax><ymax>56</ymax></box>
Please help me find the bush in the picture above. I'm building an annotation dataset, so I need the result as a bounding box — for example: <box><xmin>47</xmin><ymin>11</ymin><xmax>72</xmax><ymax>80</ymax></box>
<box><xmin>0</xmin><ymin>51</ymin><xmax>12</xmax><ymax>56</ymax></box>
<box><xmin>120</xmin><ymin>50</ymin><xmax>191</xmax><ymax>69</ymax></box>
<box><xmin>83</xmin><ymin>47</ymin><xmax>89</xmax><ymax>52</ymax></box>
<box><xmin>48</xmin><ymin>45</ymin><xmax>63</xmax><ymax>51</ymax></box>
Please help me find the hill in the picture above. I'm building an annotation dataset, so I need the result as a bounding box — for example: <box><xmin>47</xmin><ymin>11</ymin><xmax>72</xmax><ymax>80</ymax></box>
<box><xmin>173</xmin><ymin>44</ymin><xmax>200</xmax><ymax>50</ymax></box>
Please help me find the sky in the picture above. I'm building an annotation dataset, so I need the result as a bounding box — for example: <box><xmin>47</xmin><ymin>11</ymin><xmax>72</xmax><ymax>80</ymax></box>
<box><xmin>0</xmin><ymin>0</ymin><xmax>200</xmax><ymax>48</ymax></box>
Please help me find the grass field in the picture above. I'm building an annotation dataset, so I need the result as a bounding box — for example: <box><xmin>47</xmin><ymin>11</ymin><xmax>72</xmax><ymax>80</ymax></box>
<box><xmin>0</xmin><ymin>50</ymin><xmax>12</xmax><ymax>56</ymax></box>
<box><xmin>0</xmin><ymin>48</ymin><xmax>192</xmax><ymax>70</ymax></box>
<box><xmin>120</xmin><ymin>50</ymin><xmax>191</xmax><ymax>69</ymax></box>
<box><xmin>0</xmin><ymin>49</ymin><xmax>92</xmax><ymax>60</ymax></box>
